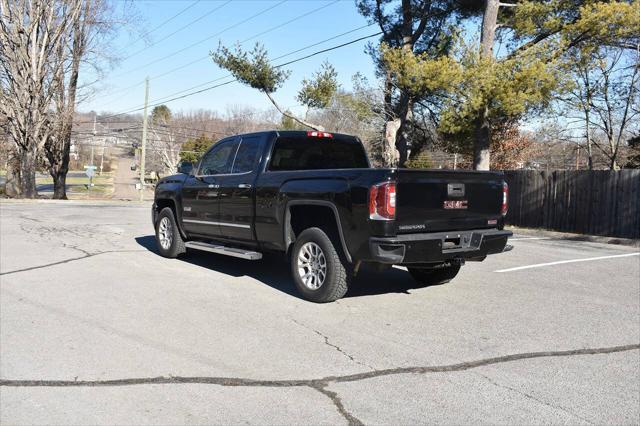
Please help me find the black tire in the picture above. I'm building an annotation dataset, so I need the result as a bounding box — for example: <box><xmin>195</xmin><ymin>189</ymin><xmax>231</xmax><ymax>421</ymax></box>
<box><xmin>408</xmin><ymin>264</ymin><xmax>461</xmax><ymax>287</ymax></box>
<box><xmin>155</xmin><ymin>207</ymin><xmax>186</xmax><ymax>258</ymax></box>
<box><xmin>291</xmin><ymin>227</ymin><xmax>350</xmax><ymax>303</ymax></box>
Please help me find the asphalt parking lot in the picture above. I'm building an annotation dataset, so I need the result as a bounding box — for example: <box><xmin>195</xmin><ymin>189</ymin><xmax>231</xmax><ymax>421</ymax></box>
<box><xmin>1</xmin><ymin>201</ymin><xmax>638</xmax><ymax>425</ymax></box>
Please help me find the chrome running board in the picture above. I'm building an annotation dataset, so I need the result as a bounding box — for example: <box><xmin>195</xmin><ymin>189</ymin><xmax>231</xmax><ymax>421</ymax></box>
<box><xmin>185</xmin><ymin>241</ymin><xmax>262</xmax><ymax>260</ymax></box>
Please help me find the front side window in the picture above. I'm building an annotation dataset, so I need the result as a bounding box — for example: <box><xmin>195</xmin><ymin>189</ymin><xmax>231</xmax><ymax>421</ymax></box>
<box><xmin>232</xmin><ymin>136</ymin><xmax>262</xmax><ymax>174</ymax></box>
<box><xmin>198</xmin><ymin>140</ymin><xmax>238</xmax><ymax>175</ymax></box>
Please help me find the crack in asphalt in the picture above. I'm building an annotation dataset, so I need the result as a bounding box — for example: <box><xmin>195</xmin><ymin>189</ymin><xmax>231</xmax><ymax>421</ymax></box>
<box><xmin>61</xmin><ymin>243</ymin><xmax>93</xmax><ymax>257</ymax></box>
<box><xmin>0</xmin><ymin>250</ymin><xmax>147</xmax><ymax>276</ymax></box>
<box><xmin>1</xmin><ymin>344</ymin><xmax>637</xmax><ymax>425</ymax></box>
<box><xmin>475</xmin><ymin>372</ymin><xmax>595</xmax><ymax>424</ymax></box>
<box><xmin>291</xmin><ymin>319</ymin><xmax>376</xmax><ymax>372</ymax></box>
<box><xmin>311</xmin><ymin>383</ymin><xmax>364</xmax><ymax>426</ymax></box>
<box><xmin>18</xmin><ymin>215</ymin><xmax>44</xmax><ymax>223</ymax></box>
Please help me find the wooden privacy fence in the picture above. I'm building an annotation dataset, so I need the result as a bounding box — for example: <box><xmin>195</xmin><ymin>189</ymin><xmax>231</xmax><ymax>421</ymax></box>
<box><xmin>502</xmin><ymin>170</ymin><xmax>640</xmax><ymax>239</ymax></box>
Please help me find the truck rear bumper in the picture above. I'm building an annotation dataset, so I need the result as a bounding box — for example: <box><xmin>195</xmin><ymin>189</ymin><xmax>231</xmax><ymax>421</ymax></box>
<box><xmin>368</xmin><ymin>228</ymin><xmax>512</xmax><ymax>264</ymax></box>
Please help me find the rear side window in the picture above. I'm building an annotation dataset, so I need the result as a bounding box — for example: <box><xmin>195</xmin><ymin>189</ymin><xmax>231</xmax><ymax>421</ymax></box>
<box><xmin>268</xmin><ymin>136</ymin><xmax>368</xmax><ymax>171</ymax></box>
<box><xmin>232</xmin><ymin>136</ymin><xmax>262</xmax><ymax>174</ymax></box>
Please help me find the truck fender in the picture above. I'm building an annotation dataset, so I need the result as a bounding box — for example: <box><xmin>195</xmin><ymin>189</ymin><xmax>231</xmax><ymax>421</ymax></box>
<box><xmin>153</xmin><ymin>196</ymin><xmax>188</xmax><ymax>240</ymax></box>
<box><xmin>283</xmin><ymin>200</ymin><xmax>352</xmax><ymax>263</ymax></box>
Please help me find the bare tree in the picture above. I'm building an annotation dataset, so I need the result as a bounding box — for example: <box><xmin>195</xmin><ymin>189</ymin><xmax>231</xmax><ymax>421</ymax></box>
<box><xmin>562</xmin><ymin>47</ymin><xmax>640</xmax><ymax>170</ymax></box>
<box><xmin>44</xmin><ymin>0</ymin><xmax>89</xmax><ymax>199</ymax></box>
<box><xmin>148</xmin><ymin>105</ymin><xmax>182</xmax><ymax>175</ymax></box>
<box><xmin>0</xmin><ymin>0</ymin><xmax>82</xmax><ymax>197</ymax></box>
<box><xmin>45</xmin><ymin>0</ymin><xmax>123</xmax><ymax>199</ymax></box>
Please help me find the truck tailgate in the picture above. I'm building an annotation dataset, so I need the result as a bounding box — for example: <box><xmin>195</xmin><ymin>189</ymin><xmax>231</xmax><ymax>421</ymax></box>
<box><xmin>395</xmin><ymin>169</ymin><xmax>505</xmax><ymax>233</ymax></box>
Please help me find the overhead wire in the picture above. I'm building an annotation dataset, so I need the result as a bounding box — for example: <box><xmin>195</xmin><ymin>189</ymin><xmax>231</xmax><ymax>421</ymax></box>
<box><xmin>126</xmin><ymin>0</ymin><xmax>202</xmax><ymax>48</ymax></box>
<box><xmin>122</xmin><ymin>0</ymin><xmax>232</xmax><ymax>61</ymax></box>
<box><xmin>94</xmin><ymin>24</ymin><xmax>382</xmax><ymax>114</ymax></box>
<box><xmin>98</xmin><ymin>0</ymin><xmax>348</xmax><ymax>105</ymax></box>
<box><xmin>113</xmin><ymin>0</ymin><xmax>287</xmax><ymax>78</ymax></box>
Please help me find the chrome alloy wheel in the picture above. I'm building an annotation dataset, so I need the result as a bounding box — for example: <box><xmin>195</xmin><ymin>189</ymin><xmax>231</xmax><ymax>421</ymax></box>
<box><xmin>297</xmin><ymin>242</ymin><xmax>327</xmax><ymax>290</ymax></box>
<box><xmin>158</xmin><ymin>217</ymin><xmax>173</xmax><ymax>250</ymax></box>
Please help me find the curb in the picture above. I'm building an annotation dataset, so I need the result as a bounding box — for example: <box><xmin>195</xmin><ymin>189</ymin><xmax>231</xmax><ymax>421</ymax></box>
<box><xmin>507</xmin><ymin>226</ymin><xmax>640</xmax><ymax>248</ymax></box>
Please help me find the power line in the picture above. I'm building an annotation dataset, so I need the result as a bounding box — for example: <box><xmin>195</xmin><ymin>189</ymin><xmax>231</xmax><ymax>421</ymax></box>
<box><xmin>74</xmin><ymin>103</ymin><xmax>293</xmax><ymax>132</ymax></box>
<box><xmin>146</xmin><ymin>0</ymin><xmax>343</xmax><ymax>81</ymax></box>
<box><xmin>77</xmin><ymin>31</ymin><xmax>381</xmax><ymax>124</ymax></box>
<box><xmin>114</xmin><ymin>0</ymin><xmax>287</xmax><ymax>78</ymax></box>
<box><xmin>84</xmin><ymin>0</ymin><xmax>213</xmax><ymax>95</ymax></box>
<box><xmin>240</xmin><ymin>0</ymin><xmax>339</xmax><ymax>44</ymax></box>
<box><xmin>275</xmin><ymin>32</ymin><xmax>381</xmax><ymax>68</ymax></box>
<box><xmin>270</xmin><ymin>23</ymin><xmax>373</xmax><ymax>62</ymax></box>
<box><xmin>98</xmin><ymin>1</ymin><xmax>348</xmax><ymax>105</ymax></box>
<box><xmin>143</xmin><ymin>32</ymin><xmax>381</xmax><ymax>116</ymax></box>
<box><xmin>122</xmin><ymin>0</ymin><xmax>231</xmax><ymax>61</ymax></box>
<box><xmin>100</xmin><ymin>24</ymin><xmax>377</xmax><ymax>113</ymax></box>
<box><xmin>126</xmin><ymin>0</ymin><xmax>202</xmax><ymax>48</ymax></box>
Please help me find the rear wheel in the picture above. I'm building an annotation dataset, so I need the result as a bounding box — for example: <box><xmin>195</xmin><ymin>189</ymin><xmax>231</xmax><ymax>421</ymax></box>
<box><xmin>291</xmin><ymin>227</ymin><xmax>349</xmax><ymax>303</ymax></box>
<box><xmin>155</xmin><ymin>207</ymin><xmax>186</xmax><ymax>258</ymax></box>
<box><xmin>408</xmin><ymin>264</ymin><xmax>461</xmax><ymax>287</ymax></box>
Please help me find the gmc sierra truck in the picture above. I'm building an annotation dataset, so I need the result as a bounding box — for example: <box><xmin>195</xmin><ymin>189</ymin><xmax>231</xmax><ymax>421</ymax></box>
<box><xmin>152</xmin><ymin>130</ymin><xmax>512</xmax><ymax>302</ymax></box>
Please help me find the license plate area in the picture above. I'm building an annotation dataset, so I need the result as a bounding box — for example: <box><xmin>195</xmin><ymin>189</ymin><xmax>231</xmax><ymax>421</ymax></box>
<box><xmin>443</xmin><ymin>200</ymin><xmax>468</xmax><ymax>209</ymax></box>
<box><xmin>442</xmin><ymin>237</ymin><xmax>461</xmax><ymax>250</ymax></box>
<box><xmin>441</xmin><ymin>232</ymin><xmax>483</xmax><ymax>253</ymax></box>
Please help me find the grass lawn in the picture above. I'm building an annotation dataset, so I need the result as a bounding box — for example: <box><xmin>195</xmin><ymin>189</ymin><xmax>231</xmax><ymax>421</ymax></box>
<box><xmin>36</xmin><ymin>171</ymin><xmax>114</xmax><ymax>195</ymax></box>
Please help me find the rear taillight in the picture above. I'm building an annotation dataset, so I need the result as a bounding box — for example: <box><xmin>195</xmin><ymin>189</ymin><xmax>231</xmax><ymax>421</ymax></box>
<box><xmin>307</xmin><ymin>131</ymin><xmax>333</xmax><ymax>138</ymax></box>
<box><xmin>501</xmin><ymin>181</ymin><xmax>508</xmax><ymax>216</ymax></box>
<box><xmin>369</xmin><ymin>182</ymin><xmax>396</xmax><ymax>220</ymax></box>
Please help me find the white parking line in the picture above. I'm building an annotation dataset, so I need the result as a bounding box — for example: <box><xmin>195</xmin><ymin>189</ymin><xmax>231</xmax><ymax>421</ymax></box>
<box><xmin>495</xmin><ymin>252</ymin><xmax>640</xmax><ymax>273</ymax></box>
<box><xmin>509</xmin><ymin>237</ymin><xmax>551</xmax><ymax>241</ymax></box>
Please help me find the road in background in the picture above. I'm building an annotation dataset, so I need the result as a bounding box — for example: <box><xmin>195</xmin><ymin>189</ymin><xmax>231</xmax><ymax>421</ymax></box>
<box><xmin>111</xmin><ymin>147</ymin><xmax>153</xmax><ymax>201</ymax></box>
<box><xmin>1</xmin><ymin>201</ymin><xmax>638</xmax><ymax>424</ymax></box>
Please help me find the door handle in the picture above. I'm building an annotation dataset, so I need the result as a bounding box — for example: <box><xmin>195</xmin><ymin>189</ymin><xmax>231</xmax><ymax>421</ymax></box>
<box><xmin>238</xmin><ymin>183</ymin><xmax>252</xmax><ymax>189</ymax></box>
<box><xmin>208</xmin><ymin>184</ymin><xmax>220</xmax><ymax>188</ymax></box>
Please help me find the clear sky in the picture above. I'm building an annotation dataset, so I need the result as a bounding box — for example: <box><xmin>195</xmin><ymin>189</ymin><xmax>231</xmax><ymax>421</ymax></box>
<box><xmin>82</xmin><ymin>0</ymin><xmax>379</xmax><ymax>118</ymax></box>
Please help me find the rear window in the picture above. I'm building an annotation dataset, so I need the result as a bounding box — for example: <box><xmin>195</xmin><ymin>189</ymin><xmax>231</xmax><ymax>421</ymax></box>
<box><xmin>268</xmin><ymin>136</ymin><xmax>368</xmax><ymax>171</ymax></box>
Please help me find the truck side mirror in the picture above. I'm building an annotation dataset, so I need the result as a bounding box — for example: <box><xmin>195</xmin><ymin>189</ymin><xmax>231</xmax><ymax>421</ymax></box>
<box><xmin>177</xmin><ymin>161</ymin><xmax>193</xmax><ymax>175</ymax></box>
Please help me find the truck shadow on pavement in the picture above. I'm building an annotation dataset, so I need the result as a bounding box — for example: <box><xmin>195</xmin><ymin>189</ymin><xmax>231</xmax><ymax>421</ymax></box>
<box><xmin>135</xmin><ymin>235</ymin><xmax>430</xmax><ymax>300</ymax></box>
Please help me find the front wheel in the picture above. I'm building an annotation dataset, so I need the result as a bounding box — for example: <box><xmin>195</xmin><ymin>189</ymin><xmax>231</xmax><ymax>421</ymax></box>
<box><xmin>408</xmin><ymin>264</ymin><xmax>461</xmax><ymax>287</ymax></box>
<box><xmin>155</xmin><ymin>207</ymin><xmax>186</xmax><ymax>258</ymax></box>
<box><xmin>291</xmin><ymin>227</ymin><xmax>350</xmax><ymax>303</ymax></box>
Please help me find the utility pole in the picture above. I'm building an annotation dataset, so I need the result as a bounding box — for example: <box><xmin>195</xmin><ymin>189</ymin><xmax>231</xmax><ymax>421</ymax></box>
<box><xmin>90</xmin><ymin>116</ymin><xmax>96</xmax><ymax>190</ymax></box>
<box><xmin>99</xmin><ymin>140</ymin><xmax>105</xmax><ymax>176</ymax></box>
<box><xmin>139</xmin><ymin>77</ymin><xmax>150</xmax><ymax>202</ymax></box>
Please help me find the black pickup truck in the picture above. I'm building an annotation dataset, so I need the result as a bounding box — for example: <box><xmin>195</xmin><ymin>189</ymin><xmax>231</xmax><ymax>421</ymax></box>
<box><xmin>153</xmin><ymin>130</ymin><xmax>512</xmax><ymax>302</ymax></box>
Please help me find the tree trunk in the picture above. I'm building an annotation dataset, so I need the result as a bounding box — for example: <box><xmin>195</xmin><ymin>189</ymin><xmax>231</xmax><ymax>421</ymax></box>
<box><xmin>264</xmin><ymin>91</ymin><xmax>323</xmax><ymax>131</ymax></box>
<box><xmin>381</xmin><ymin>71</ymin><xmax>399</xmax><ymax>167</ymax></box>
<box><xmin>480</xmin><ymin>0</ymin><xmax>499</xmax><ymax>57</ymax></box>
<box><xmin>384</xmin><ymin>119</ymin><xmax>401</xmax><ymax>167</ymax></box>
<box><xmin>52</xmin><ymin>170</ymin><xmax>68</xmax><ymax>199</ymax></box>
<box><xmin>19</xmin><ymin>147</ymin><xmax>38</xmax><ymax>198</ymax></box>
<box><xmin>584</xmin><ymin>73</ymin><xmax>594</xmax><ymax>170</ymax></box>
<box><xmin>48</xmin><ymin>130</ymin><xmax>71</xmax><ymax>199</ymax></box>
<box><xmin>48</xmin><ymin>0</ymin><xmax>88</xmax><ymax>200</ymax></box>
<box><xmin>4</xmin><ymin>157</ymin><xmax>21</xmax><ymax>198</ymax></box>
<box><xmin>611</xmin><ymin>158</ymin><xmax>620</xmax><ymax>171</ymax></box>
<box><xmin>396</xmin><ymin>95</ymin><xmax>413</xmax><ymax>167</ymax></box>
<box><xmin>388</xmin><ymin>0</ymin><xmax>416</xmax><ymax>168</ymax></box>
<box><xmin>473</xmin><ymin>107</ymin><xmax>491</xmax><ymax>171</ymax></box>
<box><xmin>585</xmin><ymin>110</ymin><xmax>594</xmax><ymax>170</ymax></box>
<box><xmin>473</xmin><ymin>0</ymin><xmax>500</xmax><ymax>170</ymax></box>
